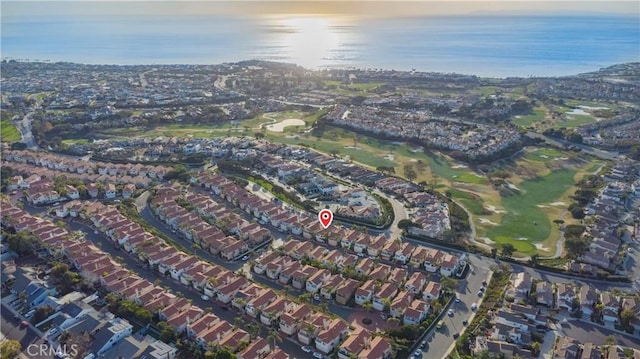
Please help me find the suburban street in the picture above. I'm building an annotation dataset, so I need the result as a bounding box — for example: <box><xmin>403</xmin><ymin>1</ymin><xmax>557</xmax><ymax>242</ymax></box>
<box><xmin>1</xmin><ymin>304</ymin><xmax>51</xmax><ymax>359</ymax></box>
<box><xmin>419</xmin><ymin>267</ymin><xmax>492</xmax><ymax>359</ymax></box>
<box><xmin>554</xmin><ymin>316</ymin><xmax>640</xmax><ymax>348</ymax></box>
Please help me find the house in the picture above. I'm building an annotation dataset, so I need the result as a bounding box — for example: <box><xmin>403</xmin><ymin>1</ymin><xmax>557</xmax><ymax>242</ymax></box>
<box><xmin>88</xmin><ymin>317</ymin><xmax>133</xmax><ymax>357</ymax></box>
<box><xmin>104</xmin><ymin>183</ymin><xmax>117</xmax><ymax>199</ymax></box>
<box><xmin>336</xmin><ymin>278</ymin><xmax>360</xmax><ymax>305</ymax></box>
<box><xmin>404</xmin><ymin>272</ymin><xmax>427</xmax><ymax>295</ymax></box>
<box><xmin>394</xmin><ymin>242</ymin><xmax>415</xmax><ymax>264</ymax></box>
<box><xmin>509</xmin><ymin>304</ymin><xmax>539</xmax><ymax>321</ymax></box>
<box><xmin>316</xmin><ymin>318</ymin><xmax>349</xmax><ymax>354</ymax></box>
<box><xmin>403</xmin><ymin>300</ymin><xmax>430</xmax><ymax>325</ymax></box>
<box><xmin>122</xmin><ymin>183</ymin><xmax>136</xmax><ymax>198</ymax></box>
<box><xmin>355</xmin><ymin>280</ymin><xmax>376</xmax><ymax>306</ymax></box>
<box><xmin>601</xmin><ymin>292</ymin><xmax>620</xmax><ymax>323</ymax></box>
<box><xmin>357</xmin><ymin>336</ymin><xmax>393</xmax><ymax>359</ymax></box>
<box><xmin>422</xmin><ymin>281</ymin><xmax>441</xmax><ymax>301</ymax></box>
<box><xmin>338</xmin><ymin>327</ymin><xmax>369</xmax><ymax>359</ymax></box>
<box><xmin>306</xmin><ymin>269</ymin><xmax>330</xmax><ymax>293</ymax></box>
<box><xmin>390</xmin><ymin>291</ymin><xmax>414</xmax><ymax>319</ymax></box>
<box><xmin>536</xmin><ymin>281</ymin><xmax>553</xmax><ymax>306</ymax></box>
<box><xmin>439</xmin><ymin>253</ymin><xmax>459</xmax><ymax>277</ymax></box>
<box><xmin>495</xmin><ymin>310</ymin><xmax>530</xmax><ymax>332</ymax></box>
<box><xmin>556</xmin><ymin>283</ymin><xmax>576</xmax><ymax>311</ymax></box>
<box><xmin>245</xmin><ymin>288</ymin><xmax>278</xmax><ymax>319</ymax></box>
<box><xmin>237</xmin><ymin>338</ymin><xmax>271</xmax><ymax>359</ymax></box>
<box><xmin>57</xmin><ymin>301</ymin><xmax>96</xmax><ymax>330</ymax></box>
<box><xmin>509</xmin><ymin>272</ymin><xmax>532</xmax><ymax>300</ymax></box>
<box><xmin>279</xmin><ymin>304</ymin><xmax>313</xmax><ymax>336</ymax></box>
<box><xmin>372</xmin><ymin>283</ymin><xmax>399</xmax><ymax>311</ymax></box>
<box><xmin>579</xmin><ymin>285</ymin><xmax>598</xmax><ymax>319</ymax></box>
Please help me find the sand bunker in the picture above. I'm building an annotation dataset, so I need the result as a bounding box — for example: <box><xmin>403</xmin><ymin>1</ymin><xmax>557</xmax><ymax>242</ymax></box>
<box><xmin>516</xmin><ymin>237</ymin><xmax>528</xmax><ymax>241</ymax></box>
<box><xmin>384</xmin><ymin>154</ymin><xmax>395</xmax><ymax>161</ymax></box>
<box><xmin>267</xmin><ymin>118</ymin><xmax>305</xmax><ymax>132</ymax></box>
<box><xmin>534</xmin><ymin>243</ymin><xmax>550</xmax><ymax>251</ymax></box>
<box><xmin>549</xmin><ymin>202</ymin><xmax>566</xmax><ymax>206</ymax></box>
<box><xmin>478</xmin><ymin>218</ymin><xmax>498</xmax><ymax>225</ymax></box>
<box><xmin>478</xmin><ymin>237</ymin><xmax>494</xmax><ymax>244</ymax></box>
<box><xmin>344</xmin><ymin>146</ymin><xmax>361</xmax><ymax>150</ymax></box>
<box><xmin>451</xmin><ymin>164</ymin><xmax>468</xmax><ymax>169</ymax></box>
<box><xmin>537</xmin><ymin>205</ymin><xmax>549</xmax><ymax>208</ymax></box>
<box><xmin>506</xmin><ymin>183</ymin><xmax>520</xmax><ymax>191</ymax></box>
<box><xmin>566</xmin><ymin>108</ymin><xmax>590</xmax><ymax>116</ymax></box>
<box><xmin>484</xmin><ymin>205</ymin><xmax>506</xmax><ymax>214</ymax></box>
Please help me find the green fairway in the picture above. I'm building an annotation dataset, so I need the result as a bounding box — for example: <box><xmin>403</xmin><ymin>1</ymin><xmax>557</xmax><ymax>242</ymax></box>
<box><xmin>559</xmin><ymin>115</ymin><xmax>597</xmax><ymax>128</ymax></box>
<box><xmin>512</xmin><ymin>108</ymin><xmax>547</xmax><ymax>127</ymax></box>
<box><xmin>523</xmin><ymin>148</ymin><xmax>565</xmax><ymax>162</ymax></box>
<box><xmin>265</xmin><ymin>133</ymin><xmax>396</xmax><ymax>169</ymax></box>
<box><xmin>1</xmin><ymin>120</ymin><xmax>21</xmax><ymax>142</ymax></box>
<box><xmin>449</xmin><ymin>189</ymin><xmax>487</xmax><ymax>215</ymax></box>
<box><xmin>486</xmin><ymin>169</ymin><xmax>576</xmax><ymax>255</ymax></box>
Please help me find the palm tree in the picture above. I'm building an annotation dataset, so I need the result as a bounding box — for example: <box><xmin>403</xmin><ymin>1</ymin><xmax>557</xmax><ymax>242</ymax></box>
<box><xmin>267</xmin><ymin>330</ymin><xmax>282</xmax><ymax>349</ymax></box>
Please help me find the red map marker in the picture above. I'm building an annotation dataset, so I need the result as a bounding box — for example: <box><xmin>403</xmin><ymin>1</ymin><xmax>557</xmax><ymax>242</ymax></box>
<box><xmin>318</xmin><ymin>209</ymin><xmax>333</xmax><ymax>229</ymax></box>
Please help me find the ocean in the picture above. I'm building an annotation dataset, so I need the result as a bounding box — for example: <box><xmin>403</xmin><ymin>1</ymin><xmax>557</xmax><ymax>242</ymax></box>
<box><xmin>1</xmin><ymin>13</ymin><xmax>638</xmax><ymax>77</ymax></box>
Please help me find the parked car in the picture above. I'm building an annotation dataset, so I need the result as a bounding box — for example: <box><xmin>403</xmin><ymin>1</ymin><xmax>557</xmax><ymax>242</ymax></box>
<box><xmin>301</xmin><ymin>346</ymin><xmax>312</xmax><ymax>353</ymax></box>
<box><xmin>313</xmin><ymin>352</ymin><xmax>324</xmax><ymax>359</ymax></box>
<box><xmin>453</xmin><ymin>332</ymin><xmax>460</xmax><ymax>339</ymax></box>
<box><xmin>48</xmin><ymin>328</ymin><xmax>58</xmax><ymax>336</ymax></box>
<box><xmin>471</xmin><ymin>303</ymin><xmax>478</xmax><ymax>311</ymax></box>
<box><xmin>201</xmin><ymin>295</ymin><xmax>210</xmax><ymax>301</ymax></box>
<box><xmin>25</xmin><ymin>310</ymin><xmax>36</xmax><ymax>319</ymax></box>
<box><xmin>447</xmin><ymin>309</ymin><xmax>454</xmax><ymax>317</ymax></box>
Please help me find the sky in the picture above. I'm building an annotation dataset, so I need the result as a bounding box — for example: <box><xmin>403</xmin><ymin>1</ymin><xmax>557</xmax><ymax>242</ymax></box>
<box><xmin>3</xmin><ymin>0</ymin><xmax>639</xmax><ymax>19</ymax></box>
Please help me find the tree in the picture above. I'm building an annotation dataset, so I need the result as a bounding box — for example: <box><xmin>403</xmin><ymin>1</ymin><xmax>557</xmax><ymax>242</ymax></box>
<box><xmin>620</xmin><ymin>308</ymin><xmax>635</xmax><ymax>328</ymax></box>
<box><xmin>397</xmin><ymin>219</ymin><xmax>414</xmax><ymax>230</ymax></box>
<box><xmin>403</xmin><ymin>164</ymin><xmax>417</xmax><ymax>182</ymax></box>
<box><xmin>531</xmin><ymin>342</ymin><xmax>540</xmax><ymax>356</ymax></box>
<box><xmin>0</xmin><ymin>340</ymin><xmax>21</xmax><ymax>359</ymax></box>
<box><xmin>267</xmin><ymin>330</ymin><xmax>282</xmax><ymax>349</ymax></box>
<box><xmin>441</xmin><ymin>277</ymin><xmax>458</xmax><ymax>293</ymax></box>
<box><xmin>528</xmin><ymin>254</ymin><xmax>539</xmax><ymax>267</ymax></box>
<box><xmin>362</xmin><ymin>301</ymin><xmax>373</xmax><ymax>312</ymax></box>
<box><xmin>501</xmin><ymin>243</ymin><xmax>515</xmax><ymax>258</ymax></box>
<box><xmin>32</xmin><ymin>305</ymin><xmax>55</xmax><ymax>324</ymax></box>
<box><xmin>254</xmin><ymin>132</ymin><xmax>265</xmax><ymax>140</ymax></box>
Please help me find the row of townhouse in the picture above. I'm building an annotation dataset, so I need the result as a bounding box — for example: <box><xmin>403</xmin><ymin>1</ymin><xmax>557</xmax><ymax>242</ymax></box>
<box><xmin>0</xmin><ymin>202</ymin><xmax>260</xmax><ymax>354</ymax></box>
<box><xmin>150</xmin><ymin>185</ymin><xmax>257</xmax><ymax>261</ymax></box>
<box><xmin>198</xmin><ymin>171</ymin><xmax>462</xmax><ymax>276</ymax></box>
<box><xmin>552</xmin><ymin>336</ymin><xmax>640</xmax><ymax>359</ymax></box>
<box><xmin>253</xmin><ymin>245</ymin><xmax>443</xmax><ymax>325</ymax></box>
<box><xmin>70</xmin><ymin>199</ymin><xmax>395</xmax><ymax>357</ymax></box>
<box><xmin>3</xmin><ymin>149</ymin><xmax>170</xmax><ymax>180</ymax></box>
<box><xmin>556</xmin><ymin>282</ymin><xmax>640</xmax><ymax>329</ymax></box>
<box><xmin>578</xmin><ymin>160</ymin><xmax>637</xmax><ymax>271</ymax></box>
<box><xmin>327</xmin><ymin>105</ymin><xmax>522</xmax><ymax>158</ymax></box>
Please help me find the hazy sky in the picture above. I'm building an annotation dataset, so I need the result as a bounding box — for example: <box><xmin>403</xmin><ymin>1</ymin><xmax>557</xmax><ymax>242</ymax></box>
<box><xmin>3</xmin><ymin>1</ymin><xmax>639</xmax><ymax>19</ymax></box>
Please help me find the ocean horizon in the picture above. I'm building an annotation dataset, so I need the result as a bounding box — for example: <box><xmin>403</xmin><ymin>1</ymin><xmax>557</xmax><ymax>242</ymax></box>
<box><xmin>2</xmin><ymin>13</ymin><xmax>639</xmax><ymax>78</ymax></box>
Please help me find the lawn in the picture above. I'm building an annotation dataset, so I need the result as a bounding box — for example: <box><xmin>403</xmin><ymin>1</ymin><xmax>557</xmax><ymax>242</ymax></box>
<box><xmin>1</xmin><ymin>120</ymin><xmax>21</xmax><ymax>142</ymax></box>
<box><xmin>523</xmin><ymin>147</ymin><xmax>565</xmax><ymax>162</ymax></box>
<box><xmin>485</xmin><ymin>169</ymin><xmax>576</xmax><ymax>255</ymax></box>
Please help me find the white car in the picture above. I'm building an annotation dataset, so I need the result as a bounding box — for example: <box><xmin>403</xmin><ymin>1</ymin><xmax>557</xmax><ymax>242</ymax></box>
<box><xmin>48</xmin><ymin>328</ymin><xmax>58</xmax><ymax>336</ymax></box>
<box><xmin>313</xmin><ymin>352</ymin><xmax>324</xmax><ymax>359</ymax></box>
<box><xmin>241</xmin><ymin>256</ymin><xmax>249</xmax><ymax>261</ymax></box>
<box><xmin>301</xmin><ymin>346</ymin><xmax>312</xmax><ymax>353</ymax></box>
<box><xmin>201</xmin><ymin>295</ymin><xmax>210</xmax><ymax>301</ymax></box>
<box><xmin>471</xmin><ymin>303</ymin><xmax>478</xmax><ymax>311</ymax></box>
<box><xmin>447</xmin><ymin>309</ymin><xmax>454</xmax><ymax>316</ymax></box>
